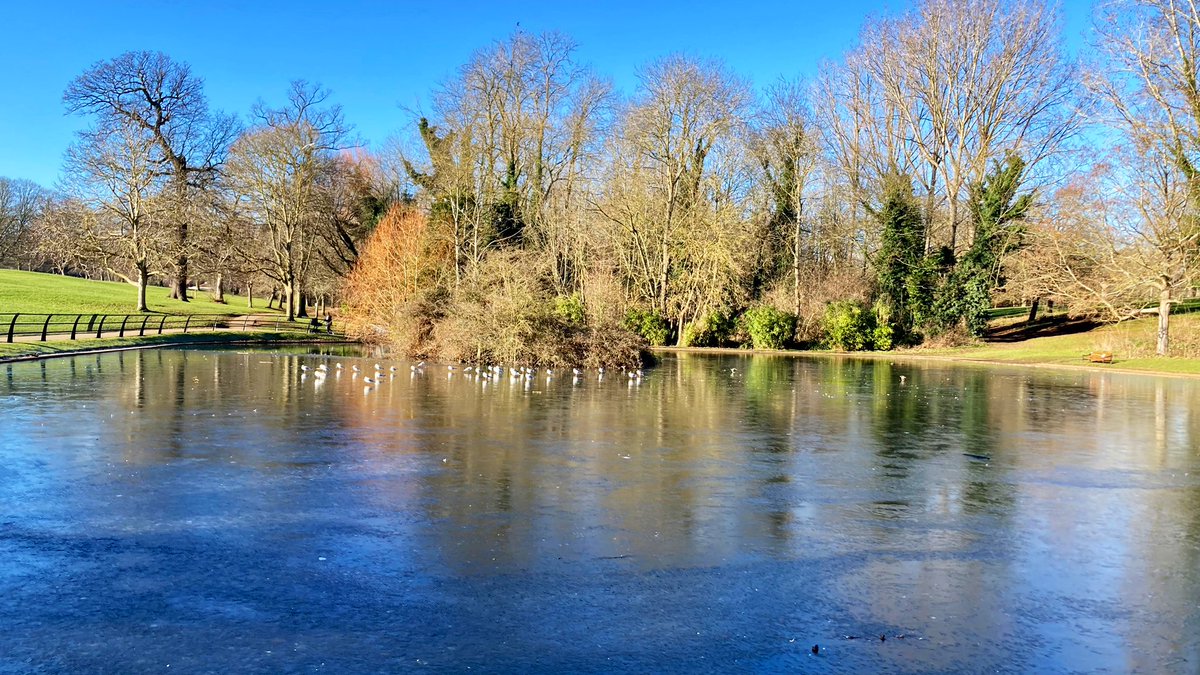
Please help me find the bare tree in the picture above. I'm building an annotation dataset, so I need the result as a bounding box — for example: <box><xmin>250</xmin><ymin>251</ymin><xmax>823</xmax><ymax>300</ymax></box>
<box><xmin>0</xmin><ymin>177</ymin><xmax>47</xmax><ymax>268</ymax></box>
<box><xmin>312</xmin><ymin>152</ymin><xmax>394</xmax><ymax>280</ymax></box>
<box><xmin>405</xmin><ymin>31</ymin><xmax>612</xmax><ymax>289</ymax></box>
<box><xmin>594</xmin><ymin>55</ymin><xmax>752</xmax><ymax>339</ymax></box>
<box><xmin>749</xmin><ymin>80</ymin><xmax>822</xmax><ymax>316</ymax></box>
<box><xmin>64</xmin><ymin>51</ymin><xmax>238</xmax><ymax>301</ymax></box>
<box><xmin>1090</xmin><ymin>0</ymin><xmax>1200</xmax><ymax>354</ymax></box>
<box><xmin>32</xmin><ymin>197</ymin><xmax>89</xmax><ymax>275</ymax></box>
<box><xmin>62</xmin><ymin>122</ymin><xmax>171</xmax><ymax>311</ymax></box>
<box><xmin>1012</xmin><ymin>156</ymin><xmax>1200</xmax><ymax>356</ymax></box>
<box><xmin>819</xmin><ymin>0</ymin><xmax>1077</xmax><ymax>254</ymax></box>
<box><xmin>224</xmin><ymin>81</ymin><xmax>349</xmax><ymax>320</ymax></box>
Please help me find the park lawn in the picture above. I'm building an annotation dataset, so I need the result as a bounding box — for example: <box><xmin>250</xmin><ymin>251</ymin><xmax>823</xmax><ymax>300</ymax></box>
<box><xmin>0</xmin><ymin>269</ymin><xmax>282</xmax><ymax>316</ymax></box>
<box><xmin>0</xmin><ymin>331</ymin><xmax>347</xmax><ymax>361</ymax></box>
<box><xmin>919</xmin><ymin>313</ymin><xmax>1200</xmax><ymax>375</ymax></box>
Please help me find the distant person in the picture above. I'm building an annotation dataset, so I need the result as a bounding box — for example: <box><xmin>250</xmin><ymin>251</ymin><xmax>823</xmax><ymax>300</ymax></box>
<box><xmin>309</xmin><ymin>317</ymin><xmax>320</xmax><ymax>334</ymax></box>
<box><xmin>324</xmin><ymin>314</ymin><xmax>333</xmax><ymax>334</ymax></box>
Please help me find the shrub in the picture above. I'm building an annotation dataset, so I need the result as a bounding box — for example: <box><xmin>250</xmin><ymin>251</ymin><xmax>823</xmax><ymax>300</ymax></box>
<box><xmin>762</xmin><ymin>267</ymin><xmax>873</xmax><ymax>346</ymax></box>
<box><xmin>682</xmin><ymin>311</ymin><xmax>735</xmax><ymax>347</ymax></box>
<box><xmin>341</xmin><ymin>206</ymin><xmax>447</xmax><ymax>343</ymax></box>
<box><xmin>553</xmin><ymin>293</ymin><xmax>586</xmax><ymax>327</ymax></box>
<box><xmin>872</xmin><ymin>322</ymin><xmax>894</xmax><ymax>351</ymax></box>
<box><xmin>623</xmin><ymin>307</ymin><xmax>672</xmax><ymax>346</ymax></box>
<box><xmin>871</xmin><ymin>300</ymin><xmax>895</xmax><ymax>351</ymax></box>
<box><xmin>822</xmin><ymin>300</ymin><xmax>877</xmax><ymax>351</ymax></box>
<box><xmin>742</xmin><ymin>305</ymin><xmax>796</xmax><ymax>350</ymax></box>
<box><xmin>580</xmin><ymin>323</ymin><xmax>653</xmax><ymax>370</ymax></box>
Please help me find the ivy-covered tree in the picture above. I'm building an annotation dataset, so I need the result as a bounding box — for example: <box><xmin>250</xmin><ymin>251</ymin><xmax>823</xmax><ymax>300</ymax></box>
<box><xmin>934</xmin><ymin>154</ymin><xmax>1032</xmax><ymax>335</ymax></box>
<box><xmin>872</xmin><ymin>173</ymin><xmax>927</xmax><ymax>340</ymax></box>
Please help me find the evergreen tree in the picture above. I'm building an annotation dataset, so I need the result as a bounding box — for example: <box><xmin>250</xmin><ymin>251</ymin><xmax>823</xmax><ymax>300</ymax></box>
<box><xmin>934</xmin><ymin>154</ymin><xmax>1032</xmax><ymax>335</ymax></box>
<box><xmin>872</xmin><ymin>173</ymin><xmax>926</xmax><ymax>340</ymax></box>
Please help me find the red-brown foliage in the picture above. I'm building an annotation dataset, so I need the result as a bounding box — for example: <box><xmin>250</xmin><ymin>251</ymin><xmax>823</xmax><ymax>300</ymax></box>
<box><xmin>340</xmin><ymin>205</ymin><xmax>449</xmax><ymax>350</ymax></box>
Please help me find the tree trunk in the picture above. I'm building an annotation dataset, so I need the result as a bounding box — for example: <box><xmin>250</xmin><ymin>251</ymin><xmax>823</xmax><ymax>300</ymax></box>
<box><xmin>948</xmin><ymin>198</ymin><xmax>959</xmax><ymax>255</ymax></box>
<box><xmin>1027</xmin><ymin>297</ymin><xmax>1040</xmax><ymax>323</ymax></box>
<box><xmin>284</xmin><ymin>285</ymin><xmax>296</xmax><ymax>321</ymax></box>
<box><xmin>297</xmin><ymin>289</ymin><xmax>309</xmax><ymax>318</ymax></box>
<box><xmin>136</xmin><ymin>265</ymin><xmax>149</xmax><ymax>313</ymax></box>
<box><xmin>171</xmin><ymin>254</ymin><xmax>189</xmax><ymax>301</ymax></box>
<box><xmin>793</xmin><ymin>218</ymin><xmax>802</xmax><ymax>317</ymax></box>
<box><xmin>212</xmin><ymin>273</ymin><xmax>225</xmax><ymax>303</ymax></box>
<box><xmin>1157</xmin><ymin>285</ymin><xmax>1171</xmax><ymax>356</ymax></box>
<box><xmin>247</xmin><ymin>282</ymin><xmax>254</xmax><ymax>308</ymax></box>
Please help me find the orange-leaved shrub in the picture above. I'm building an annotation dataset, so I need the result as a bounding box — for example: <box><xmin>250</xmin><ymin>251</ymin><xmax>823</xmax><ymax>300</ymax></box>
<box><xmin>342</xmin><ymin>205</ymin><xmax>649</xmax><ymax>367</ymax></box>
<box><xmin>340</xmin><ymin>205</ymin><xmax>450</xmax><ymax>354</ymax></box>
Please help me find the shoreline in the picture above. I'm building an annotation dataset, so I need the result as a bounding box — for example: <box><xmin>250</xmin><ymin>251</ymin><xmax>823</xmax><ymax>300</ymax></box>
<box><xmin>651</xmin><ymin>345</ymin><xmax>1200</xmax><ymax>380</ymax></box>
<box><xmin>5</xmin><ymin>333</ymin><xmax>1195</xmax><ymax>380</ymax></box>
<box><xmin>0</xmin><ymin>331</ymin><xmax>357</xmax><ymax>365</ymax></box>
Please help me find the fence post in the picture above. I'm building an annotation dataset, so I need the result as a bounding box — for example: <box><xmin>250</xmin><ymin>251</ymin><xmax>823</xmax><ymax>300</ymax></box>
<box><xmin>85</xmin><ymin>315</ymin><xmax>97</xmax><ymax>334</ymax></box>
<box><xmin>118</xmin><ymin>315</ymin><xmax>130</xmax><ymax>338</ymax></box>
<box><xmin>95</xmin><ymin>315</ymin><xmax>105</xmax><ymax>338</ymax></box>
<box><xmin>5</xmin><ymin>314</ymin><xmax>17</xmax><ymax>343</ymax></box>
<box><xmin>41</xmin><ymin>315</ymin><xmax>53</xmax><ymax>341</ymax></box>
<box><xmin>158</xmin><ymin>315</ymin><xmax>167</xmax><ymax>334</ymax></box>
<box><xmin>183</xmin><ymin>316</ymin><xmax>192</xmax><ymax>334</ymax></box>
<box><xmin>70</xmin><ymin>315</ymin><xmax>82</xmax><ymax>340</ymax></box>
<box><xmin>139</xmin><ymin>315</ymin><xmax>150</xmax><ymax>336</ymax></box>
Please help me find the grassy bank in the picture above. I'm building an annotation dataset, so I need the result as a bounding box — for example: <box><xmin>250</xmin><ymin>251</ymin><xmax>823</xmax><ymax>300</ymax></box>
<box><xmin>0</xmin><ymin>331</ymin><xmax>350</xmax><ymax>363</ymax></box>
<box><xmin>0</xmin><ymin>269</ymin><xmax>281</xmax><ymax>316</ymax></box>
<box><xmin>657</xmin><ymin>313</ymin><xmax>1200</xmax><ymax>377</ymax></box>
<box><xmin>913</xmin><ymin>313</ymin><xmax>1200</xmax><ymax>375</ymax></box>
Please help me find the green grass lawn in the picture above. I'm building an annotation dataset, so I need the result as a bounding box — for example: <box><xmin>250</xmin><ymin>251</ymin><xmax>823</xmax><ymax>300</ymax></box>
<box><xmin>0</xmin><ymin>331</ymin><xmax>348</xmax><ymax>361</ymax></box>
<box><xmin>0</xmin><ymin>269</ymin><xmax>283</xmax><ymax>316</ymax></box>
<box><xmin>918</xmin><ymin>313</ymin><xmax>1200</xmax><ymax>375</ymax></box>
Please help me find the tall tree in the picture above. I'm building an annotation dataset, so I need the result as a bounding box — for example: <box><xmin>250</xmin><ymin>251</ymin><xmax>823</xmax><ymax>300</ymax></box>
<box><xmin>0</xmin><ymin>177</ymin><xmax>46</xmax><ymax>268</ymax></box>
<box><xmin>819</xmin><ymin>0</ymin><xmax>1076</xmax><ymax>255</ymax></box>
<box><xmin>1092</xmin><ymin>0</ymin><xmax>1200</xmax><ymax>355</ymax></box>
<box><xmin>315</xmin><ymin>152</ymin><xmax>394</xmax><ymax>279</ymax></box>
<box><xmin>62</xmin><ymin>122</ymin><xmax>169</xmax><ymax>311</ymax></box>
<box><xmin>934</xmin><ymin>155</ymin><xmax>1032</xmax><ymax>335</ymax></box>
<box><xmin>871</xmin><ymin>174</ymin><xmax>928</xmax><ymax>337</ymax></box>
<box><xmin>594</xmin><ymin>55</ymin><xmax>751</xmax><ymax>337</ymax></box>
<box><xmin>407</xmin><ymin>30</ymin><xmax>611</xmax><ymax>289</ymax></box>
<box><xmin>749</xmin><ymin>80</ymin><xmax>821</xmax><ymax>315</ymax></box>
<box><xmin>225</xmin><ymin>81</ymin><xmax>349</xmax><ymax>320</ymax></box>
<box><xmin>64</xmin><ymin>51</ymin><xmax>237</xmax><ymax>301</ymax></box>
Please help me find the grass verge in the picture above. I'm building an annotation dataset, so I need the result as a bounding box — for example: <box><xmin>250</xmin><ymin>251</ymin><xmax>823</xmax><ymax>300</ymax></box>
<box><xmin>0</xmin><ymin>331</ymin><xmax>351</xmax><ymax>363</ymax></box>
<box><xmin>912</xmin><ymin>313</ymin><xmax>1200</xmax><ymax>375</ymax></box>
<box><xmin>0</xmin><ymin>269</ymin><xmax>283</xmax><ymax>316</ymax></box>
<box><xmin>658</xmin><ymin>314</ymin><xmax>1200</xmax><ymax>377</ymax></box>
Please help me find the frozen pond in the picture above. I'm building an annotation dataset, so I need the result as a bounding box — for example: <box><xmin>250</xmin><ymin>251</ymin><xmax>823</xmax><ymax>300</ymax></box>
<box><xmin>1</xmin><ymin>348</ymin><xmax>1198</xmax><ymax>672</ymax></box>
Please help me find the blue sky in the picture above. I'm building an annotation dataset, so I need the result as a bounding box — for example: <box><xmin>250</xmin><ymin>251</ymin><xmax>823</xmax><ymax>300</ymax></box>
<box><xmin>2</xmin><ymin>0</ymin><xmax>1095</xmax><ymax>187</ymax></box>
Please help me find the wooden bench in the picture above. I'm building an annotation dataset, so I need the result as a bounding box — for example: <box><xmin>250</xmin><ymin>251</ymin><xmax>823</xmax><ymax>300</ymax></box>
<box><xmin>1084</xmin><ymin>351</ymin><xmax>1114</xmax><ymax>364</ymax></box>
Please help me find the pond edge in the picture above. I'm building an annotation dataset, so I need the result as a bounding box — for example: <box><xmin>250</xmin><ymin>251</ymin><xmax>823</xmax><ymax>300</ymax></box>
<box><xmin>0</xmin><ymin>333</ymin><xmax>358</xmax><ymax>364</ymax></box>
<box><xmin>652</xmin><ymin>346</ymin><xmax>1200</xmax><ymax>380</ymax></box>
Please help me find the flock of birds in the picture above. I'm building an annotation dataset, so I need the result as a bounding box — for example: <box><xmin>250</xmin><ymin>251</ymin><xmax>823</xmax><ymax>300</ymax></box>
<box><xmin>299</xmin><ymin>358</ymin><xmax>647</xmax><ymax>394</ymax></box>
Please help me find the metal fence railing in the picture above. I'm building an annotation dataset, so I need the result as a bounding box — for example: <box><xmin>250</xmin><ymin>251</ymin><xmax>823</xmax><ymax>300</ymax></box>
<box><xmin>1</xmin><ymin>313</ymin><xmax>340</xmax><ymax>343</ymax></box>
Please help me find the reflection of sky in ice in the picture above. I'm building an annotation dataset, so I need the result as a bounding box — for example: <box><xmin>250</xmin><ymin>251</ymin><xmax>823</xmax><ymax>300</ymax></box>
<box><xmin>0</xmin><ymin>348</ymin><xmax>1197</xmax><ymax>673</ymax></box>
